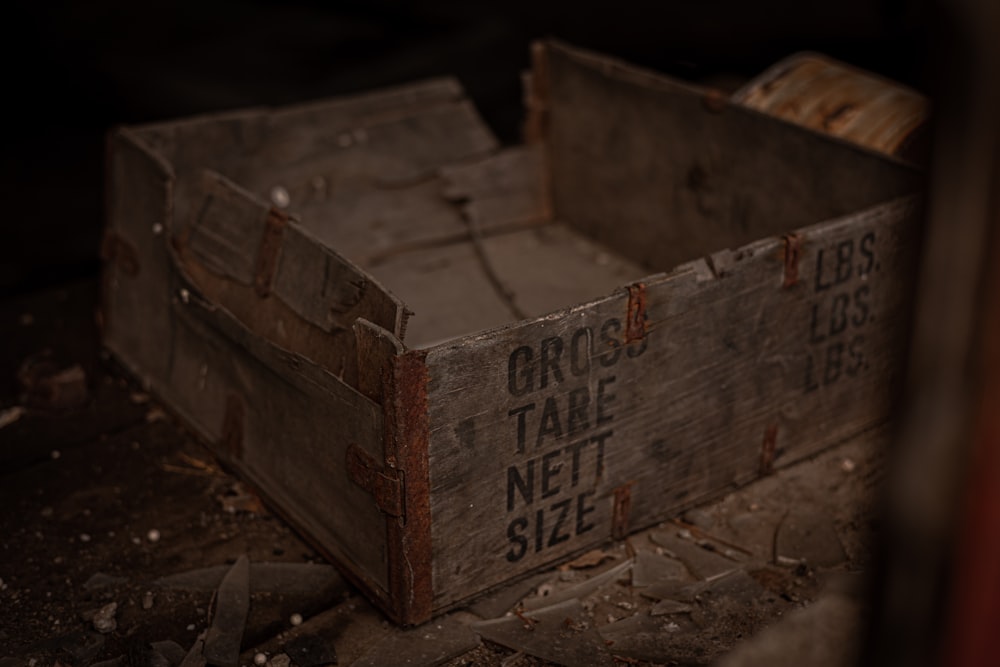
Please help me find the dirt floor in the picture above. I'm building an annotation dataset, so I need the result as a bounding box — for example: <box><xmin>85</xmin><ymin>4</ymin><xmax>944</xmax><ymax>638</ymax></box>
<box><xmin>1</xmin><ymin>280</ymin><xmax>882</xmax><ymax>666</ymax></box>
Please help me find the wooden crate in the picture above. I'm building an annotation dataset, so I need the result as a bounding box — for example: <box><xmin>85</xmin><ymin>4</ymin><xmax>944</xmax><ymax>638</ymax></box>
<box><xmin>101</xmin><ymin>40</ymin><xmax>921</xmax><ymax>624</ymax></box>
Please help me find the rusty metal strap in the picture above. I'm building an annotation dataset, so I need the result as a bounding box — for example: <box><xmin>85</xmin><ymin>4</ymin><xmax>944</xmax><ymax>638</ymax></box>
<box><xmin>101</xmin><ymin>230</ymin><xmax>140</xmax><ymax>277</ymax></box>
<box><xmin>759</xmin><ymin>423</ymin><xmax>778</xmax><ymax>475</ymax></box>
<box><xmin>253</xmin><ymin>208</ymin><xmax>288</xmax><ymax>298</ymax></box>
<box><xmin>346</xmin><ymin>443</ymin><xmax>403</xmax><ymax>518</ymax></box>
<box><xmin>626</xmin><ymin>283</ymin><xmax>647</xmax><ymax>343</ymax></box>
<box><xmin>612</xmin><ymin>482</ymin><xmax>634</xmax><ymax>540</ymax></box>
<box><xmin>222</xmin><ymin>394</ymin><xmax>245</xmax><ymax>460</ymax></box>
<box><xmin>782</xmin><ymin>233</ymin><xmax>802</xmax><ymax>288</ymax></box>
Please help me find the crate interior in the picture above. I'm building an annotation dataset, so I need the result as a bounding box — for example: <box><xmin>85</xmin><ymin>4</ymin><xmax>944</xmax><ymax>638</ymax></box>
<box><xmin>136</xmin><ymin>43</ymin><xmax>918</xmax><ymax>352</ymax></box>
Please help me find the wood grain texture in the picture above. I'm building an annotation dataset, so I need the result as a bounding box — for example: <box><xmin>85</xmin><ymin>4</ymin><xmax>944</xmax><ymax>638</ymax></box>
<box><xmin>132</xmin><ymin>79</ymin><xmax>500</xmax><ymax>271</ymax></box>
<box><xmin>424</xmin><ymin>197</ymin><xmax>919</xmax><ymax>609</ymax></box>
<box><xmin>541</xmin><ymin>41</ymin><xmax>920</xmax><ymax>273</ymax></box>
<box><xmin>104</xmin><ymin>128</ymin><xmax>397</xmax><ymax>605</ymax></box>
<box><xmin>105</xmin><ymin>52</ymin><xmax>925</xmax><ymax>622</ymax></box>
<box><xmin>178</xmin><ymin>171</ymin><xmax>405</xmax><ymax>387</ymax></box>
<box><xmin>161</xmin><ymin>286</ymin><xmax>392</xmax><ymax>597</ymax></box>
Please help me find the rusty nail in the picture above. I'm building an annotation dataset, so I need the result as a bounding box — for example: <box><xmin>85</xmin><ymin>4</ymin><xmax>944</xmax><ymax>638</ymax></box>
<box><xmin>782</xmin><ymin>234</ymin><xmax>801</xmax><ymax>288</ymax></box>
<box><xmin>760</xmin><ymin>424</ymin><xmax>778</xmax><ymax>475</ymax></box>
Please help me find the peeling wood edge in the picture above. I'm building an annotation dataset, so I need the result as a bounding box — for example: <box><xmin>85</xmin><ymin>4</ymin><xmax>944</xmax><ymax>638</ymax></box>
<box><xmin>384</xmin><ymin>349</ymin><xmax>434</xmax><ymax>624</ymax></box>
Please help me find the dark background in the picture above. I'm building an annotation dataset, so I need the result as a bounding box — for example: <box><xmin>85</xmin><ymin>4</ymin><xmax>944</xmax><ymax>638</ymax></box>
<box><xmin>0</xmin><ymin>0</ymin><xmax>929</xmax><ymax>298</ymax></box>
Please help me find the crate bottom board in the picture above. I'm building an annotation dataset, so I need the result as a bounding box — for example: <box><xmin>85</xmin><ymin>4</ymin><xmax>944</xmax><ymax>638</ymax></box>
<box><xmin>365</xmin><ymin>221</ymin><xmax>648</xmax><ymax>348</ymax></box>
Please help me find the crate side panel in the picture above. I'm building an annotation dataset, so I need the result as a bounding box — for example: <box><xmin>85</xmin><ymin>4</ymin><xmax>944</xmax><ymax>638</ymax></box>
<box><xmin>103</xmin><ymin>130</ymin><xmax>177</xmax><ymax>386</ymax></box>
<box><xmin>162</xmin><ymin>294</ymin><xmax>392</xmax><ymax>594</ymax></box>
<box><xmin>425</xmin><ymin>292</ymin><xmax>632</xmax><ymax>608</ymax></box>
<box><xmin>424</xmin><ymin>198</ymin><xmax>918</xmax><ymax>609</ymax></box>
<box><xmin>543</xmin><ymin>42</ymin><xmax>919</xmax><ymax>273</ymax></box>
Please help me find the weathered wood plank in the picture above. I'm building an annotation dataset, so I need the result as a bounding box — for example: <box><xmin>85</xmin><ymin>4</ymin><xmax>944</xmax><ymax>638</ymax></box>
<box><xmin>159</xmin><ymin>287</ymin><xmax>392</xmax><ymax>597</ymax></box>
<box><xmin>541</xmin><ymin>41</ymin><xmax>920</xmax><ymax>272</ymax></box>
<box><xmin>423</xmin><ymin>197</ymin><xmax>918</xmax><ymax>608</ymax></box>
<box><xmin>368</xmin><ymin>222</ymin><xmax>646</xmax><ymax>348</ymax></box>
<box><xmin>479</xmin><ymin>223</ymin><xmax>646</xmax><ymax>319</ymax></box>
<box><xmin>132</xmin><ymin>80</ymin><xmax>500</xmax><ymax>272</ymax></box>
<box><xmin>440</xmin><ymin>145</ymin><xmax>548</xmax><ymax>227</ymax></box>
<box><xmin>178</xmin><ymin>171</ymin><xmax>405</xmax><ymax>386</ymax></box>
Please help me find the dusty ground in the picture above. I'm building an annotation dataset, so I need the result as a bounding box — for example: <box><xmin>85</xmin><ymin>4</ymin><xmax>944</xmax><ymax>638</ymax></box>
<box><xmin>0</xmin><ymin>280</ymin><xmax>882</xmax><ymax>666</ymax></box>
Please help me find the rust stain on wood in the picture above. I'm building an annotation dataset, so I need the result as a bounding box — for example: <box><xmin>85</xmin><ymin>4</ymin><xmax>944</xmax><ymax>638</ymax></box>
<box><xmin>346</xmin><ymin>443</ymin><xmax>403</xmax><ymax>518</ymax></box>
<box><xmin>626</xmin><ymin>283</ymin><xmax>647</xmax><ymax>343</ymax></box>
<box><xmin>386</xmin><ymin>349</ymin><xmax>433</xmax><ymax>624</ymax></box>
<box><xmin>221</xmin><ymin>394</ymin><xmax>245</xmax><ymax>460</ymax></box>
<box><xmin>782</xmin><ymin>233</ymin><xmax>801</xmax><ymax>288</ymax></box>
<box><xmin>760</xmin><ymin>423</ymin><xmax>778</xmax><ymax>475</ymax></box>
<box><xmin>702</xmin><ymin>88</ymin><xmax>729</xmax><ymax>113</ymax></box>
<box><xmin>100</xmin><ymin>230</ymin><xmax>140</xmax><ymax>277</ymax></box>
<box><xmin>612</xmin><ymin>482</ymin><xmax>635</xmax><ymax>540</ymax></box>
<box><xmin>253</xmin><ymin>208</ymin><xmax>288</xmax><ymax>298</ymax></box>
<box><xmin>525</xmin><ymin>40</ymin><xmax>551</xmax><ymax>144</ymax></box>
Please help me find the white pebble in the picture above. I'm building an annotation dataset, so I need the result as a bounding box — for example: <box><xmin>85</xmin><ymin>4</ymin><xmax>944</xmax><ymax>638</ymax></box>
<box><xmin>186</xmin><ymin>623</ymin><xmax>195</xmax><ymax>631</ymax></box>
<box><xmin>254</xmin><ymin>653</ymin><xmax>267</xmax><ymax>666</ymax></box>
<box><xmin>270</xmin><ymin>185</ymin><xmax>290</xmax><ymax>209</ymax></box>
<box><xmin>841</xmin><ymin>458</ymin><xmax>857</xmax><ymax>473</ymax></box>
<box><xmin>152</xmin><ymin>223</ymin><xmax>164</xmax><ymax>235</ymax></box>
<box><xmin>146</xmin><ymin>529</ymin><xmax>161</xmax><ymax>543</ymax></box>
<box><xmin>50</xmin><ymin>450</ymin><xmax>61</xmax><ymax>460</ymax></box>
<box><xmin>289</xmin><ymin>613</ymin><xmax>303</xmax><ymax>626</ymax></box>
<box><xmin>79</xmin><ymin>533</ymin><xmax>91</xmax><ymax>543</ymax></box>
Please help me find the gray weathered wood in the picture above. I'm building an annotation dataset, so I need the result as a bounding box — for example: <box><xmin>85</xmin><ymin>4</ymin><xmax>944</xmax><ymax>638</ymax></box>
<box><xmin>540</xmin><ymin>41</ymin><xmax>919</xmax><ymax>272</ymax></box>
<box><xmin>105</xmin><ymin>43</ymin><xmax>924</xmax><ymax>624</ymax></box>
<box><xmin>163</xmin><ymin>288</ymin><xmax>392</xmax><ymax>595</ymax></box>
<box><xmin>132</xmin><ymin>79</ymin><xmax>500</xmax><ymax>272</ymax></box>
<box><xmin>368</xmin><ymin>222</ymin><xmax>645</xmax><ymax>348</ymax></box>
<box><xmin>423</xmin><ymin>197</ymin><xmax>918</xmax><ymax>609</ymax></box>
<box><xmin>178</xmin><ymin>171</ymin><xmax>405</xmax><ymax>386</ymax></box>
